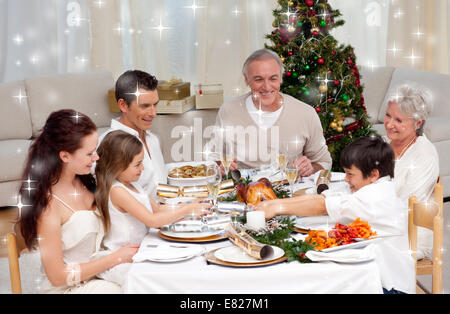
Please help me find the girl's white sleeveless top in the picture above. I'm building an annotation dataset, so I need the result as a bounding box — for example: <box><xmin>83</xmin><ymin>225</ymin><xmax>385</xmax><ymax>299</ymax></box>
<box><xmin>102</xmin><ymin>181</ymin><xmax>153</xmax><ymax>251</ymax></box>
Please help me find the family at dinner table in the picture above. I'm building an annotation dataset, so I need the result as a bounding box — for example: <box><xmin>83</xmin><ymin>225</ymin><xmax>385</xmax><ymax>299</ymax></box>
<box><xmin>16</xmin><ymin>49</ymin><xmax>439</xmax><ymax>294</ymax></box>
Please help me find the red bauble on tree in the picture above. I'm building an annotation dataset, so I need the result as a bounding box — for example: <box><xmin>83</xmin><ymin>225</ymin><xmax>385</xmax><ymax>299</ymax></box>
<box><xmin>305</xmin><ymin>0</ymin><xmax>314</xmax><ymax>7</ymax></box>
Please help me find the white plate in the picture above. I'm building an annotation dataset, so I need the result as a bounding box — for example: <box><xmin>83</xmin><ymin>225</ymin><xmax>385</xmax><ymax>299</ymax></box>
<box><xmin>165</xmin><ymin>197</ymin><xmax>197</xmax><ymax>205</ymax></box>
<box><xmin>295</xmin><ymin>215</ymin><xmax>336</xmax><ymax>231</ymax></box>
<box><xmin>320</xmin><ymin>238</ymin><xmax>381</xmax><ymax>253</ymax></box>
<box><xmin>166</xmin><ymin>161</ymin><xmax>216</xmax><ymax>187</ymax></box>
<box><xmin>145</xmin><ymin>255</ymin><xmax>197</xmax><ymax>263</ymax></box>
<box><xmin>214</xmin><ymin>245</ymin><xmax>285</xmax><ymax>264</ymax></box>
<box><xmin>160</xmin><ymin>228</ymin><xmax>223</xmax><ymax>239</ymax></box>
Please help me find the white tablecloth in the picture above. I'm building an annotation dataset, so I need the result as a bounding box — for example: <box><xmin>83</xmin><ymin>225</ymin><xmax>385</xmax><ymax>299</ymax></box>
<box><xmin>124</xmin><ymin>230</ymin><xmax>384</xmax><ymax>294</ymax></box>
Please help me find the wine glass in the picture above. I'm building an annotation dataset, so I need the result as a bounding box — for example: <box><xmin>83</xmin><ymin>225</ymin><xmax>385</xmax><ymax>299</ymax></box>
<box><xmin>206</xmin><ymin>163</ymin><xmax>222</xmax><ymax>213</ymax></box>
<box><xmin>284</xmin><ymin>157</ymin><xmax>298</xmax><ymax>198</ymax></box>
<box><xmin>221</xmin><ymin>141</ymin><xmax>234</xmax><ymax>179</ymax></box>
<box><xmin>277</xmin><ymin>151</ymin><xmax>288</xmax><ymax>173</ymax></box>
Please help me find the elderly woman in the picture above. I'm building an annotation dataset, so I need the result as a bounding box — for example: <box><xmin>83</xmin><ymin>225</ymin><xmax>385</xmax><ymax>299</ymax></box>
<box><xmin>383</xmin><ymin>83</ymin><xmax>439</xmax><ymax>260</ymax></box>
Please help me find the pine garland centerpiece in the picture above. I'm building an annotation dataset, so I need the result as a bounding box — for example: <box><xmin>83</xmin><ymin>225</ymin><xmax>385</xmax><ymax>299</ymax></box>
<box><xmin>241</xmin><ymin>216</ymin><xmax>317</xmax><ymax>263</ymax></box>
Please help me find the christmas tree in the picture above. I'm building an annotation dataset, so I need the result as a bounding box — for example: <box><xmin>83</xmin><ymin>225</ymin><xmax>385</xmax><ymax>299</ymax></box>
<box><xmin>266</xmin><ymin>0</ymin><xmax>373</xmax><ymax>171</ymax></box>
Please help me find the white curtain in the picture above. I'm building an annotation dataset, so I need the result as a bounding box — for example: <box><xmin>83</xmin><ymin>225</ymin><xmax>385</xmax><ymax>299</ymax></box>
<box><xmin>0</xmin><ymin>0</ymin><xmax>91</xmax><ymax>83</ymax></box>
<box><xmin>329</xmin><ymin>0</ymin><xmax>450</xmax><ymax>74</ymax></box>
<box><xmin>329</xmin><ymin>0</ymin><xmax>391</xmax><ymax>69</ymax></box>
<box><xmin>2</xmin><ymin>0</ymin><xmax>449</xmax><ymax>84</ymax></box>
<box><xmin>117</xmin><ymin>0</ymin><xmax>277</xmax><ymax>96</ymax></box>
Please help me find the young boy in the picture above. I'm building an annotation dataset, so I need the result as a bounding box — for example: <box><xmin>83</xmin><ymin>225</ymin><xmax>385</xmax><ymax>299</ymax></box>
<box><xmin>255</xmin><ymin>135</ymin><xmax>415</xmax><ymax>294</ymax></box>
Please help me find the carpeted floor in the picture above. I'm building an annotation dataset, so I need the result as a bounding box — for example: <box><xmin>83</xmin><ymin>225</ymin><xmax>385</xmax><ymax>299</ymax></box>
<box><xmin>1</xmin><ymin>203</ymin><xmax>450</xmax><ymax>294</ymax></box>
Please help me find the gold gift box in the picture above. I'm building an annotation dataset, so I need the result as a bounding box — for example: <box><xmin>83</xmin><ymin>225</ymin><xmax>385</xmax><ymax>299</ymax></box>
<box><xmin>157</xmin><ymin>95</ymin><xmax>195</xmax><ymax>114</ymax></box>
<box><xmin>157</xmin><ymin>81</ymin><xmax>191</xmax><ymax>100</ymax></box>
<box><xmin>108</xmin><ymin>89</ymin><xmax>120</xmax><ymax>113</ymax></box>
<box><xmin>195</xmin><ymin>84</ymin><xmax>224</xmax><ymax>109</ymax></box>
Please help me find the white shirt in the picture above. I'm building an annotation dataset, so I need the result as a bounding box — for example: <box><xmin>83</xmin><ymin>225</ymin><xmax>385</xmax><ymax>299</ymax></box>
<box><xmin>385</xmin><ymin>135</ymin><xmax>439</xmax><ymax>260</ymax></box>
<box><xmin>98</xmin><ymin>119</ymin><xmax>167</xmax><ymax>199</ymax></box>
<box><xmin>324</xmin><ymin>177</ymin><xmax>415</xmax><ymax>293</ymax></box>
<box><xmin>245</xmin><ymin>96</ymin><xmax>283</xmax><ymax>130</ymax></box>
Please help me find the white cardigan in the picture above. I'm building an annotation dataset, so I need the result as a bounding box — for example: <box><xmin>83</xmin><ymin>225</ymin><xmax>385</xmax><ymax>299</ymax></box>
<box><xmin>388</xmin><ymin>135</ymin><xmax>440</xmax><ymax>259</ymax></box>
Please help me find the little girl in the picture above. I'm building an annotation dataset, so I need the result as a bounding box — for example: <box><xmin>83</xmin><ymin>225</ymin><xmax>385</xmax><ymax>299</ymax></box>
<box><xmin>94</xmin><ymin>130</ymin><xmax>210</xmax><ymax>285</ymax></box>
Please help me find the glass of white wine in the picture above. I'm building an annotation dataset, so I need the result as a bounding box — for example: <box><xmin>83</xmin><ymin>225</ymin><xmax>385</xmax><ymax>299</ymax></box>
<box><xmin>221</xmin><ymin>142</ymin><xmax>234</xmax><ymax>179</ymax></box>
<box><xmin>284</xmin><ymin>158</ymin><xmax>298</xmax><ymax>198</ymax></box>
<box><xmin>277</xmin><ymin>152</ymin><xmax>288</xmax><ymax>173</ymax></box>
<box><xmin>206</xmin><ymin>163</ymin><xmax>222</xmax><ymax>213</ymax></box>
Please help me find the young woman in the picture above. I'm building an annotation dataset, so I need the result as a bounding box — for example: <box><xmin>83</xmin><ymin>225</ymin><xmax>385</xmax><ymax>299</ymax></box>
<box><xmin>18</xmin><ymin>110</ymin><xmax>137</xmax><ymax>294</ymax></box>
<box><xmin>94</xmin><ymin>130</ymin><xmax>210</xmax><ymax>285</ymax></box>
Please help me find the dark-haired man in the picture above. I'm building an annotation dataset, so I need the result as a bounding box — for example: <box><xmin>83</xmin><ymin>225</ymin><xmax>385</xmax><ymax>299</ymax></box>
<box><xmin>98</xmin><ymin>70</ymin><xmax>166</xmax><ymax>198</ymax></box>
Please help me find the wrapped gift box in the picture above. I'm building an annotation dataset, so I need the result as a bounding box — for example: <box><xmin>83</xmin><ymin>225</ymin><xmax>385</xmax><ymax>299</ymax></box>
<box><xmin>195</xmin><ymin>84</ymin><xmax>224</xmax><ymax>109</ymax></box>
<box><xmin>157</xmin><ymin>80</ymin><xmax>191</xmax><ymax>100</ymax></box>
<box><xmin>108</xmin><ymin>89</ymin><xmax>120</xmax><ymax>113</ymax></box>
<box><xmin>157</xmin><ymin>95</ymin><xmax>195</xmax><ymax>114</ymax></box>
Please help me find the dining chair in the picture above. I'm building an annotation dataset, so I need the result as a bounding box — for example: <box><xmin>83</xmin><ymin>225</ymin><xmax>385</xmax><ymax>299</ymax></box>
<box><xmin>6</xmin><ymin>224</ymin><xmax>26</xmax><ymax>294</ymax></box>
<box><xmin>408</xmin><ymin>177</ymin><xmax>444</xmax><ymax>294</ymax></box>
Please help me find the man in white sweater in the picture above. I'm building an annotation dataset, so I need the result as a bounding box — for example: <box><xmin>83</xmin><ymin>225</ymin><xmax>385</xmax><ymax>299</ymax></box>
<box><xmin>205</xmin><ymin>49</ymin><xmax>332</xmax><ymax>175</ymax></box>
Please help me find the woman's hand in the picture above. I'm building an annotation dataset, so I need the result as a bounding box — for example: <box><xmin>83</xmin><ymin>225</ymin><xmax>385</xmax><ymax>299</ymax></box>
<box><xmin>112</xmin><ymin>244</ymin><xmax>140</xmax><ymax>266</ymax></box>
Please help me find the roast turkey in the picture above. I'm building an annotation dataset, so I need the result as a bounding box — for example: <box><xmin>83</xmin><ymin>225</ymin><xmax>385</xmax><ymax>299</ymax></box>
<box><xmin>236</xmin><ymin>178</ymin><xmax>277</xmax><ymax>205</ymax></box>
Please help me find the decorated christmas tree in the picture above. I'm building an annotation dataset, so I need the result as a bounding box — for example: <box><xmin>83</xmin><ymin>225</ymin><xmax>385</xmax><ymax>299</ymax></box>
<box><xmin>266</xmin><ymin>0</ymin><xmax>374</xmax><ymax>171</ymax></box>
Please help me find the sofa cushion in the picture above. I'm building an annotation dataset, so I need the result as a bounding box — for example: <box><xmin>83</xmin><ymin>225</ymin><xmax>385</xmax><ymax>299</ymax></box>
<box><xmin>434</xmin><ymin>140</ymin><xmax>450</xmax><ymax>177</ymax></box>
<box><xmin>423</xmin><ymin>117</ymin><xmax>450</xmax><ymax>143</ymax></box>
<box><xmin>25</xmin><ymin>71</ymin><xmax>116</xmax><ymax>137</ymax></box>
<box><xmin>0</xmin><ymin>140</ymin><xmax>32</xmax><ymax>181</ymax></box>
<box><xmin>360</xmin><ymin>66</ymin><xmax>395</xmax><ymax>124</ymax></box>
<box><xmin>0</xmin><ymin>180</ymin><xmax>22</xmax><ymax>207</ymax></box>
<box><xmin>371</xmin><ymin>123</ymin><xmax>386</xmax><ymax>137</ymax></box>
<box><xmin>378</xmin><ymin>67</ymin><xmax>450</xmax><ymax>122</ymax></box>
<box><xmin>0</xmin><ymin>80</ymin><xmax>33</xmax><ymax>140</ymax></box>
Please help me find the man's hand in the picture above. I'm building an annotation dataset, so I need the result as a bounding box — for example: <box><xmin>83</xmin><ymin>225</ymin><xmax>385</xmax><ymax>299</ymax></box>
<box><xmin>295</xmin><ymin>156</ymin><xmax>315</xmax><ymax>177</ymax></box>
<box><xmin>218</xmin><ymin>157</ymin><xmax>238</xmax><ymax>176</ymax></box>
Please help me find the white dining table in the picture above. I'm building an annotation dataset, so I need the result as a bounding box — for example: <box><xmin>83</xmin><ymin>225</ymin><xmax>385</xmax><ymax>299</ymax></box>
<box><xmin>124</xmin><ymin>229</ymin><xmax>384</xmax><ymax>294</ymax></box>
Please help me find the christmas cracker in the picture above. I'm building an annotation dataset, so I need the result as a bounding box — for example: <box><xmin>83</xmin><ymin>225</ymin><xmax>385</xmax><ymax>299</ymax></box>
<box><xmin>225</xmin><ymin>224</ymin><xmax>274</xmax><ymax>260</ymax></box>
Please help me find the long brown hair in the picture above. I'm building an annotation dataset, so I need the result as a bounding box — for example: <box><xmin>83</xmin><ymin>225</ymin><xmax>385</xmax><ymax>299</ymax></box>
<box><xmin>18</xmin><ymin>109</ymin><xmax>97</xmax><ymax>249</ymax></box>
<box><xmin>95</xmin><ymin>130</ymin><xmax>143</xmax><ymax>233</ymax></box>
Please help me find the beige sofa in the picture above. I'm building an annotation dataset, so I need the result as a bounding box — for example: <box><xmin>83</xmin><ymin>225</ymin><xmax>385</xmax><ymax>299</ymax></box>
<box><xmin>0</xmin><ymin>67</ymin><xmax>449</xmax><ymax>207</ymax></box>
<box><xmin>0</xmin><ymin>71</ymin><xmax>118</xmax><ymax>207</ymax></box>
<box><xmin>361</xmin><ymin>66</ymin><xmax>450</xmax><ymax>200</ymax></box>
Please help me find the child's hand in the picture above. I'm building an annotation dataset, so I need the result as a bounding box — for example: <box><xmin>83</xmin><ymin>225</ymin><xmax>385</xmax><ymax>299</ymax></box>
<box><xmin>253</xmin><ymin>201</ymin><xmax>276</xmax><ymax>220</ymax></box>
<box><xmin>113</xmin><ymin>244</ymin><xmax>140</xmax><ymax>265</ymax></box>
<box><xmin>183</xmin><ymin>200</ymin><xmax>212</xmax><ymax>217</ymax></box>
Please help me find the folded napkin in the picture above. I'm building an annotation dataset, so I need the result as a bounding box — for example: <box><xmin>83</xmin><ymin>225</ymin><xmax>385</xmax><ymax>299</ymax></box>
<box><xmin>305</xmin><ymin>244</ymin><xmax>376</xmax><ymax>263</ymax></box>
<box><xmin>133</xmin><ymin>244</ymin><xmax>205</xmax><ymax>262</ymax></box>
<box><xmin>311</xmin><ymin>171</ymin><xmax>346</xmax><ymax>184</ymax></box>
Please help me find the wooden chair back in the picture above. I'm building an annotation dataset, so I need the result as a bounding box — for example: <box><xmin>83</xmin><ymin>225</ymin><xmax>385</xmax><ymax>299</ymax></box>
<box><xmin>408</xmin><ymin>177</ymin><xmax>444</xmax><ymax>294</ymax></box>
<box><xmin>6</xmin><ymin>223</ymin><xmax>26</xmax><ymax>294</ymax></box>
